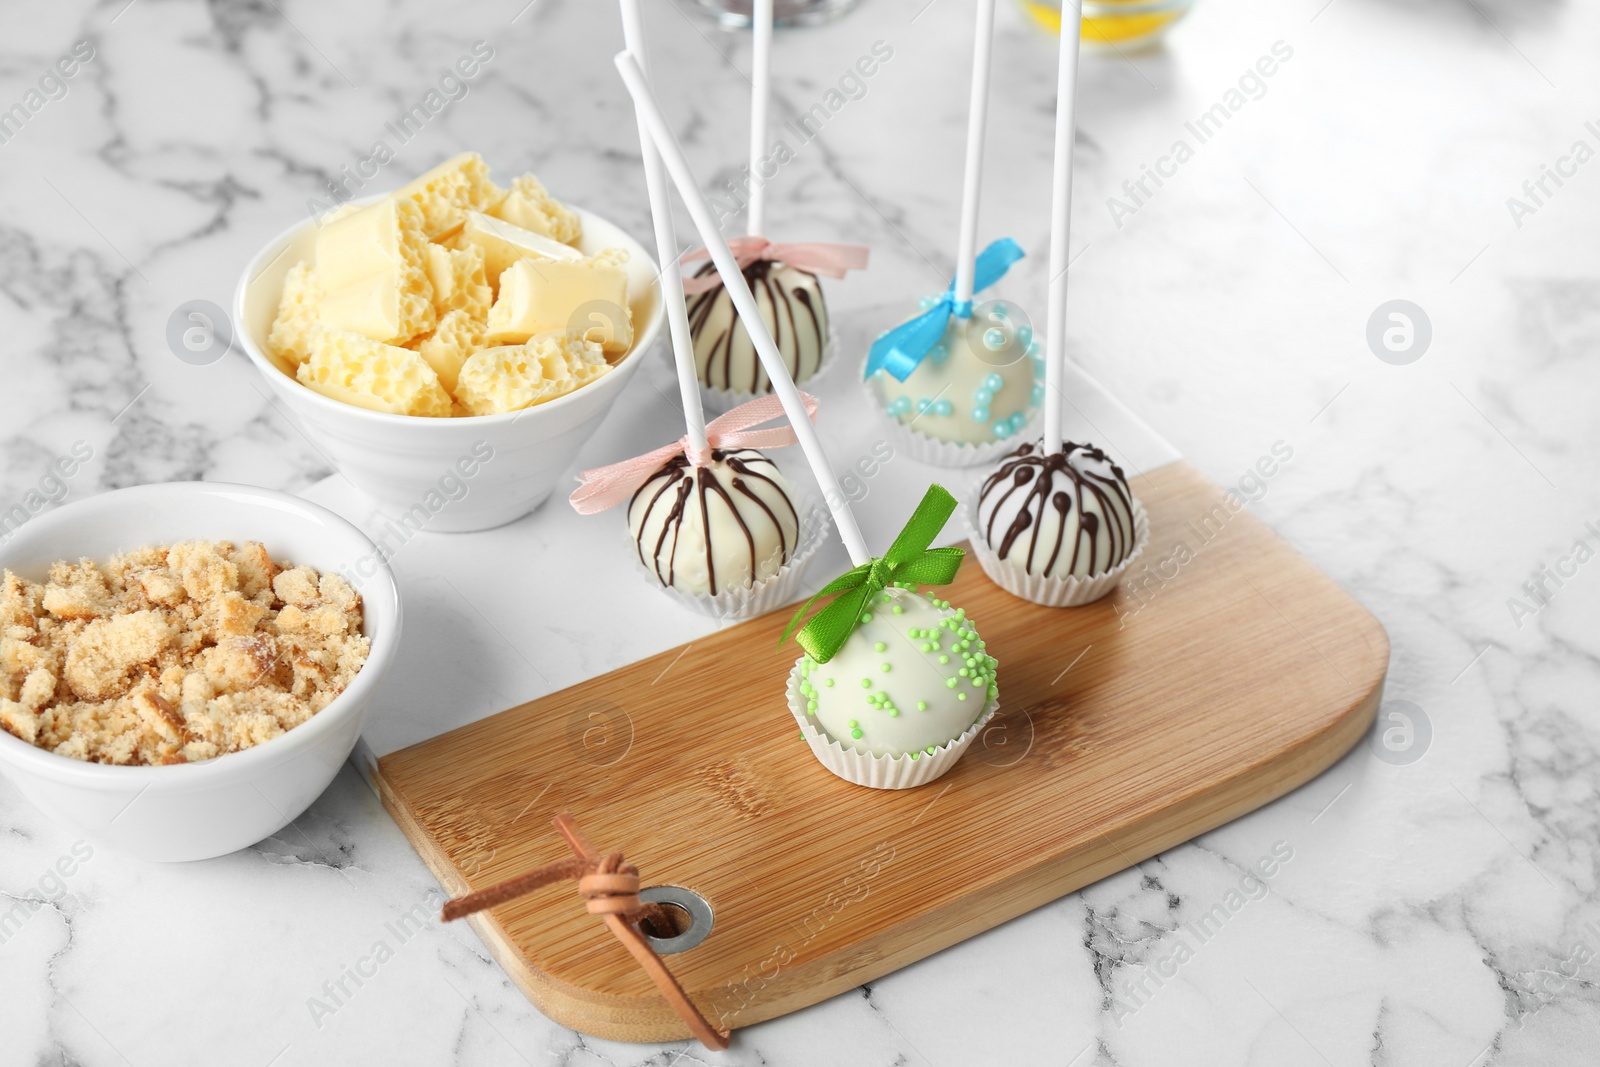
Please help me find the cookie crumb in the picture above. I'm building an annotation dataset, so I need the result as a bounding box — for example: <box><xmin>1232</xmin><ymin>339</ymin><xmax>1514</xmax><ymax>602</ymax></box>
<box><xmin>0</xmin><ymin>542</ymin><xmax>368</xmax><ymax>766</ymax></box>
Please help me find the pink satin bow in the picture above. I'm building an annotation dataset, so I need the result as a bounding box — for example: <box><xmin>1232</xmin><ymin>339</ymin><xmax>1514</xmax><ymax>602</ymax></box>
<box><xmin>569</xmin><ymin>392</ymin><xmax>820</xmax><ymax>515</ymax></box>
<box><xmin>679</xmin><ymin>236</ymin><xmax>870</xmax><ymax>295</ymax></box>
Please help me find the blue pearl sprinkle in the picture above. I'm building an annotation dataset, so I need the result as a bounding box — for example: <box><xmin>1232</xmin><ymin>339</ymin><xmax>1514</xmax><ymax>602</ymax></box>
<box><xmin>1016</xmin><ymin>325</ymin><xmax>1033</xmax><ymax>346</ymax></box>
<box><xmin>888</xmin><ymin>396</ymin><xmax>912</xmax><ymax>416</ymax></box>
<box><xmin>972</xmin><ymin>406</ymin><xmax>991</xmax><ymax>423</ymax></box>
<box><xmin>974</xmin><ymin>388</ymin><xmax>994</xmax><ymax>405</ymax></box>
<box><xmin>929</xmin><ymin>343</ymin><xmax>949</xmax><ymax>365</ymax></box>
<box><xmin>932</xmin><ymin>399</ymin><xmax>953</xmax><ymax>416</ymax></box>
<box><xmin>982</xmin><ymin>328</ymin><xmax>1006</xmax><ymax>351</ymax></box>
<box><xmin>983</xmin><ymin>374</ymin><xmax>1003</xmax><ymax>392</ymax></box>
<box><xmin>996</xmin><ymin>420</ymin><xmax>1017</xmax><ymax>438</ymax></box>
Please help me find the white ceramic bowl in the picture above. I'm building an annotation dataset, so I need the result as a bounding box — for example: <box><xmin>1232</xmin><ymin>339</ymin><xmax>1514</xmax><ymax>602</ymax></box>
<box><xmin>235</xmin><ymin>203</ymin><xmax>666</xmax><ymax>532</ymax></box>
<box><xmin>0</xmin><ymin>482</ymin><xmax>400</xmax><ymax>862</ymax></box>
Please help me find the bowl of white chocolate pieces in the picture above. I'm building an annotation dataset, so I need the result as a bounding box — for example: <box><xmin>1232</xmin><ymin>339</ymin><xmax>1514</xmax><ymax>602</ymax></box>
<box><xmin>236</xmin><ymin>153</ymin><xmax>666</xmax><ymax>532</ymax></box>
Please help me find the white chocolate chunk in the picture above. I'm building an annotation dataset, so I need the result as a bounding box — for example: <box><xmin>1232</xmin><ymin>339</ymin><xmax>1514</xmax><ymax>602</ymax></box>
<box><xmin>313</xmin><ymin>198</ymin><xmax>435</xmax><ymax>344</ymax></box>
<box><xmin>411</xmin><ymin>309</ymin><xmax>485</xmax><ymax>396</ymax></box>
<box><xmin>266</xmin><ymin>260</ymin><xmax>323</xmax><ymax>367</ymax></box>
<box><xmin>297</xmin><ymin>328</ymin><xmax>452</xmax><ymax>417</ymax></box>
<box><xmin>424</xmin><ymin>242</ymin><xmax>492</xmax><ymax>321</ymax></box>
<box><xmin>488</xmin><ymin>173</ymin><xmax>581</xmax><ymax>246</ymax></box>
<box><xmin>485</xmin><ymin>251</ymin><xmax>632</xmax><ymax>354</ymax></box>
<box><xmin>397</xmin><ymin>152</ymin><xmax>505</xmax><ymax>239</ymax></box>
<box><xmin>460</xmin><ymin>210</ymin><xmax>583</xmax><ymax>290</ymax></box>
<box><xmin>453</xmin><ymin>332</ymin><xmax>609</xmax><ymax>415</ymax></box>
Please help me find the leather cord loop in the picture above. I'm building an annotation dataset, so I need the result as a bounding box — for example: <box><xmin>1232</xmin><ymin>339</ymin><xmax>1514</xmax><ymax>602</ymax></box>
<box><xmin>441</xmin><ymin>814</ymin><xmax>730</xmax><ymax>1050</ymax></box>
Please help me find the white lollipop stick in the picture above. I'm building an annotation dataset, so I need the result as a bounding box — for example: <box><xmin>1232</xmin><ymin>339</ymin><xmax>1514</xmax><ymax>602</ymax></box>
<box><xmin>747</xmin><ymin>0</ymin><xmax>773</xmax><ymax>237</ymax></box>
<box><xmin>952</xmin><ymin>0</ymin><xmax>998</xmax><ymax>310</ymax></box>
<box><xmin>1043</xmin><ymin>2</ymin><xmax>1083</xmax><ymax>455</ymax></box>
<box><xmin>618</xmin><ymin>0</ymin><xmax>708</xmax><ymax>456</ymax></box>
<box><xmin>615</xmin><ymin>50</ymin><xmax>872</xmax><ymax>567</ymax></box>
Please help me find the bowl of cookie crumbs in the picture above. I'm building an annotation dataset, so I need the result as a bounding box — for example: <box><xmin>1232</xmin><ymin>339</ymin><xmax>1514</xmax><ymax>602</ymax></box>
<box><xmin>0</xmin><ymin>482</ymin><xmax>400</xmax><ymax>861</ymax></box>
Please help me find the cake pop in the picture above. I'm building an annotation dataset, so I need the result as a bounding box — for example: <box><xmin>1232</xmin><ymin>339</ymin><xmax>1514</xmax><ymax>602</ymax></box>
<box><xmin>628</xmin><ymin>447</ymin><xmax>801</xmax><ymax>596</ymax></box>
<box><xmin>863</xmin><ymin>0</ymin><xmax>1038</xmax><ymax>463</ymax></box>
<box><xmin>679</xmin><ymin>0</ymin><xmax>866</xmax><ymax>404</ymax></box>
<box><xmin>967</xmin><ymin>0</ymin><xmax>1147</xmax><ymax>608</ymax></box>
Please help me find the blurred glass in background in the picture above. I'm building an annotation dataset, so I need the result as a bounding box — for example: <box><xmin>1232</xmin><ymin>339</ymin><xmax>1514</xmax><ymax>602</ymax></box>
<box><xmin>691</xmin><ymin>0</ymin><xmax>1192</xmax><ymax>48</ymax></box>
<box><xmin>1019</xmin><ymin>0</ymin><xmax>1195</xmax><ymax>48</ymax></box>
<box><xmin>694</xmin><ymin>0</ymin><xmax>861</xmax><ymax>28</ymax></box>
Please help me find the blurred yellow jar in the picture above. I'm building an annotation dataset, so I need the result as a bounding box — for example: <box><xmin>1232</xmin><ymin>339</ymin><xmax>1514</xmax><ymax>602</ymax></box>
<box><xmin>1019</xmin><ymin>0</ymin><xmax>1195</xmax><ymax>49</ymax></box>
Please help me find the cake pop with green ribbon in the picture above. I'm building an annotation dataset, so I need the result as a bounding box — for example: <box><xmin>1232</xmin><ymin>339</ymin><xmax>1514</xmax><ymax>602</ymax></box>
<box><xmin>785</xmin><ymin>485</ymin><xmax>999</xmax><ymax>760</ymax></box>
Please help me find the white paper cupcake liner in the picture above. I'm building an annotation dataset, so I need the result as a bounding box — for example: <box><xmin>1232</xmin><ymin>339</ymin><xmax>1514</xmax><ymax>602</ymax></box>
<box><xmin>785</xmin><ymin>661</ymin><xmax>999</xmax><ymax>790</ymax></box>
<box><xmin>629</xmin><ymin>499</ymin><xmax>831</xmax><ymax>621</ymax></box>
<box><xmin>858</xmin><ymin>353</ymin><xmax>1041</xmax><ymax>469</ymax></box>
<box><xmin>962</xmin><ymin>485</ymin><xmax>1151</xmax><ymax>608</ymax></box>
<box><xmin>694</xmin><ymin>328</ymin><xmax>841</xmax><ymax>416</ymax></box>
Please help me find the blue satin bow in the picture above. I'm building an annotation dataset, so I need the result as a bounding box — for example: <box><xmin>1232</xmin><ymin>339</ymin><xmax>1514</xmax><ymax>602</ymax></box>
<box><xmin>864</xmin><ymin>236</ymin><xmax>1026</xmax><ymax>382</ymax></box>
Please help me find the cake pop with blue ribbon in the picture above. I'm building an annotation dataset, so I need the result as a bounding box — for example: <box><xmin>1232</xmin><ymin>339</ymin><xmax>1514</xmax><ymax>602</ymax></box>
<box><xmin>862</xmin><ymin>0</ymin><xmax>1039</xmax><ymax>458</ymax></box>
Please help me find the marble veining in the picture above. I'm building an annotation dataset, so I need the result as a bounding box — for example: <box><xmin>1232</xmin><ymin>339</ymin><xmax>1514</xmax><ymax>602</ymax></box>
<box><xmin>3</xmin><ymin>0</ymin><xmax>1600</xmax><ymax>1064</ymax></box>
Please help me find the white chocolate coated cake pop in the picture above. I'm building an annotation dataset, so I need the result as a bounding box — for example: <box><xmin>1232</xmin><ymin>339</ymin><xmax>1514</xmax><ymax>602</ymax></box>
<box><xmin>628</xmin><ymin>448</ymin><xmax>800</xmax><ymax>596</ymax></box>
<box><xmin>686</xmin><ymin>261</ymin><xmax>829</xmax><ymax>394</ymax></box>
<box><xmin>872</xmin><ymin>302</ymin><xmax>1041</xmax><ymax>445</ymax></box>
<box><xmin>795</xmin><ymin>586</ymin><xmax>998</xmax><ymax>759</ymax></box>
<box><xmin>976</xmin><ymin>440</ymin><xmax>1137</xmax><ymax>579</ymax></box>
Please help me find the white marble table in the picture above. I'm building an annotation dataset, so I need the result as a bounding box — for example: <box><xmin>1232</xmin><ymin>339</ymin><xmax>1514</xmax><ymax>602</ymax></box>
<box><xmin>3</xmin><ymin>0</ymin><xmax>1598</xmax><ymax>1064</ymax></box>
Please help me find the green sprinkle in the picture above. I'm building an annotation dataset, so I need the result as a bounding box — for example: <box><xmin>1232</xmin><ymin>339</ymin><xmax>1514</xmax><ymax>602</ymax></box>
<box><xmin>926</xmin><ymin>746</ymin><xmax>937</xmax><ymax>756</ymax></box>
<box><xmin>881</xmin><ymin>662</ymin><xmax>892</xmax><ymax>672</ymax></box>
<box><xmin>848</xmin><ymin>719</ymin><xmax>858</xmax><ymax>727</ymax></box>
<box><xmin>958</xmin><ymin>668</ymin><xmax>970</xmax><ymax>678</ymax></box>
<box><xmin>874</xmin><ymin>641</ymin><xmax>887</xmax><ymax>653</ymax></box>
<box><xmin>851</xmin><ymin>728</ymin><xmax>864</xmax><ymax>739</ymax></box>
<box><xmin>888</xmin><ymin>709</ymin><xmax>899</xmax><ymax>717</ymax></box>
<box><xmin>861</xmin><ymin>678</ymin><xmax>872</xmax><ymax>689</ymax></box>
<box><xmin>807</xmin><ymin>699</ymin><xmax>817</xmax><ymax>712</ymax></box>
<box><xmin>863</xmin><ymin>613</ymin><xmax>874</xmax><ymax>623</ymax></box>
<box><xmin>916</xmin><ymin>700</ymin><xmax>928</xmax><ymax>711</ymax></box>
<box><xmin>938</xmin><ymin>655</ymin><xmax>950</xmax><ymax>664</ymax></box>
<box><xmin>946</xmin><ymin>677</ymin><xmax>958</xmax><ymax>688</ymax></box>
<box><xmin>824</xmin><ymin>678</ymin><xmax>835</xmax><ymax>687</ymax></box>
<box><xmin>958</xmin><ymin>691</ymin><xmax>968</xmax><ymax>701</ymax></box>
<box><xmin>892</xmin><ymin>605</ymin><xmax>904</xmax><ymax>615</ymax></box>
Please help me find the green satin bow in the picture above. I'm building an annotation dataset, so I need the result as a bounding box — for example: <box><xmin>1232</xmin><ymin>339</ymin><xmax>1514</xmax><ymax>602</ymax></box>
<box><xmin>782</xmin><ymin>484</ymin><xmax>966</xmax><ymax>663</ymax></box>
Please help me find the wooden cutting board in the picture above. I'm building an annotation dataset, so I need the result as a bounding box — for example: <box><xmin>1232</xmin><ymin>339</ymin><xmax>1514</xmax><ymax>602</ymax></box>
<box><xmin>373</xmin><ymin>459</ymin><xmax>1388</xmax><ymax>1042</ymax></box>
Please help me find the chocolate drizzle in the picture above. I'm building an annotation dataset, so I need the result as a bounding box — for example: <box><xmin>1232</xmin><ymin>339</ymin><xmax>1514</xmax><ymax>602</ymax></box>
<box><xmin>977</xmin><ymin>441</ymin><xmax>1136</xmax><ymax>577</ymax></box>
<box><xmin>685</xmin><ymin>260</ymin><xmax>828</xmax><ymax>392</ymax></box>
<box><xmin>629</xmin><ymin>447</ymin><xmax>801</xmax><ymax>595</ymax></box>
